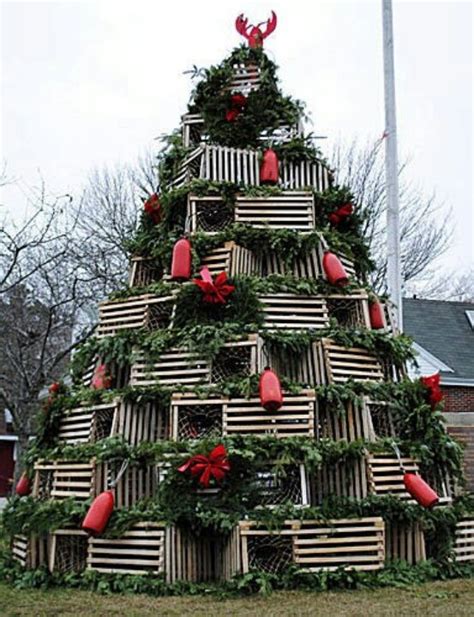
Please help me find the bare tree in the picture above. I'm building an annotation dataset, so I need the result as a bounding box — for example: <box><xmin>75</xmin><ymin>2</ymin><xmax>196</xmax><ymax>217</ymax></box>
<box><xmin>332</xmin><ymin>139</ymin><xmax>452</xmax><ymax>295</ymax></box>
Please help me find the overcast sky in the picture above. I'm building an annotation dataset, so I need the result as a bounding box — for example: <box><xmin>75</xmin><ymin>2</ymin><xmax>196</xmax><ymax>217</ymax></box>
<box><xmin>1</xmin><ymin>0</ymin><xmax>472</xmax><ymax>273</ymax></box>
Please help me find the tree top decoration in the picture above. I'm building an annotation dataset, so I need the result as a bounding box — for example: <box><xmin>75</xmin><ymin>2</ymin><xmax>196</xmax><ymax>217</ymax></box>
<box><xmin>235</xmin><ymin>10</ymin><xmax>277</xmax><ymax>48</ymax></box>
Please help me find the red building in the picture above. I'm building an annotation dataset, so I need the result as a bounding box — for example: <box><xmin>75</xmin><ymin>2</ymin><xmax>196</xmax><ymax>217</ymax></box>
<box><xmin>0</xmin><ymin>408</ymin><xmax>17</xmax><ymax>498</ymax></box>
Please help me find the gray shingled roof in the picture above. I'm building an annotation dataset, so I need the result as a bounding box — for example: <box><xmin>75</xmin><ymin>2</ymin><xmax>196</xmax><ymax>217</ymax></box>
<box><xmin>403</xmin><ymin>298</ymin><xmax>474</xmax><ymax>381</ymax></box>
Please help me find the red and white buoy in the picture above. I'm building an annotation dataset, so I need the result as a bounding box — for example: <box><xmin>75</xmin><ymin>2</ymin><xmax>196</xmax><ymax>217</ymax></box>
<box><xmin>171</xmin><ymin>238</ymin><xmax>192</xmax><ymax>281</ymax></box>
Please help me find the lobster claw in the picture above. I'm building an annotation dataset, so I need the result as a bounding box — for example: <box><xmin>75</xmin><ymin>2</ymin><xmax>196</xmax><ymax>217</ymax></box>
<box><xmin>235</xmin><ymin>14</ymin><xmax>250</xmax><ymax>39</ymax></box>
<box><xmin>262</xmin><ymin>11</ymin><xmax>277</xmax><ymax>39</ymax></box>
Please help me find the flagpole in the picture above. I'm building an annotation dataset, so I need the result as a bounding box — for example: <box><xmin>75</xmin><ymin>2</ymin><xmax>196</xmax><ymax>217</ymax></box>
<box><xmin>382</xmin><ymin>0</ymin><xmax>402</xmax><ymax>329</ymax></box>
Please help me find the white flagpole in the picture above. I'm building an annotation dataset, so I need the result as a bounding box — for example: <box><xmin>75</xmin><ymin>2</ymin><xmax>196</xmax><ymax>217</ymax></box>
<box><xmin>382</xmin><ymin>0</ymin><xmax>402</xmax><ymax>329</ymax></box>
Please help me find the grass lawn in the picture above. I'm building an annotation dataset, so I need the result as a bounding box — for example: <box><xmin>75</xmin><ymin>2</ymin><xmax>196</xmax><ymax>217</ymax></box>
<box><xmin>1</xmin><ymin>579</ymin><xmax>473</xmax><ymax>616</ymax></box>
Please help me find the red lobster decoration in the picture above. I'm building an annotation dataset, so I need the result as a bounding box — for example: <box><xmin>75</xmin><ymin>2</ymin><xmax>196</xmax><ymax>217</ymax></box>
<box><xmin>235</xmin><ymin>11</ymin><xmax>277</xmax><ymax>48</ymax></box>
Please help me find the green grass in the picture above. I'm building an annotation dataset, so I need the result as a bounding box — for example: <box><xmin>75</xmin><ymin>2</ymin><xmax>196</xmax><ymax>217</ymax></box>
<box><xmin>1</xmin><ymin>579</ymin><xmax>473</xmax><ymax>616</ymax></box>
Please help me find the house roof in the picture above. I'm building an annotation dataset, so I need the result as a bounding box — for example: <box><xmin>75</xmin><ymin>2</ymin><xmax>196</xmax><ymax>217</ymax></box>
<box><xmin>403</xmin><ymin>298</ymin><xmax>474</xmax><ymax>382</ymax></box>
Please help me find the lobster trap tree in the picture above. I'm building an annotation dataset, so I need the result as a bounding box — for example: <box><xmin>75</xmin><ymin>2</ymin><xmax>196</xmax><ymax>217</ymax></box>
<box><xmin>2</xmin><ymin>12</ymin><xmax>472</xmax><ymax>592</ymax></box>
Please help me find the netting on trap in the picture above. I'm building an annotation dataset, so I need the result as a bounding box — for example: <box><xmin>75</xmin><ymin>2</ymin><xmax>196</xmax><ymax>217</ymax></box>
<box><xmin>35</xmin><ymin>469</ymin><xmax>54</xmax><ymax>499</ymax></box>
<box><xmin>366</xmin><ymin>401</ymin><xmax>396</xmax><ymax>439</ymax></box>
<box><xmin>54</xmin><ymin>534</ymin><xmax>88</xmax><ymax>573</ymax></box>
<box><xmin>177</xmin><ymin>405</ymin><xmax>223</xmax><ymax>440</ymax></box>
<box><xmin>253</xmin><ymin>466</ymin><xmax>303</xmax><ymax>506</ymax></box>
<box><xmin>91</xmin><ymin>408</ymin><xmax>116</xmax><ymax>442</ymax></box>
<box><xmin>196</xmin><ymin>200</ymin><xmax>234</xmax><ymax>232</ymax></box>
<box><xmin>211</xmin><ymin>345</ymin><xmax>252</xmax><ymax>383</ymax></box>
<box><xmin>147</xmin><ymin>301</ymin><xmax>174</xmax><ymax>330</ymax></box>
<box><xmin>247</xmin><ymin>535</ymin><xmax>293</xmax><ymax>574</ymax></box>
<box><xmin>326</xmin><ymin>296</ymin><xmax>369</xmax><ymax>329</ymax></box>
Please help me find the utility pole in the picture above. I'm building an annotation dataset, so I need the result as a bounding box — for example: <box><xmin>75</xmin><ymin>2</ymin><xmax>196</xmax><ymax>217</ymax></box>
<box><xmin>382</xmin><ymin>0</ymin><xmax>402</xmax><ymax>329</ymax></box>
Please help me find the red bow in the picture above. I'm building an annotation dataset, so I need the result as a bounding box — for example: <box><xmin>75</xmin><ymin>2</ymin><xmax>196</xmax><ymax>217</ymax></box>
<box><xmin>328</xmin><ymin>202</ymin><xmax>353</xmax><ymax>226</ymax></box>
<box><xmin>177</xmin><ymin>444</ymin><xmax>231</xmax><ymax>488</ymax></box>
<box><xmin>225</xmin><ymin>94</ymin><xmax>247</xmax><ymax>122</ymax></box>
<box><xmin>144</xmin><ymin>193</ymin><xmax>162</xmax><ymax>225</ymax></box>
<box><xmin>421</xmin><ymin>372</ymin><xmax>443</xmax><ymax>408</ymax></box>
<box><xmin>91</xmin><ymin>364</ymin><xmax>113</xmax><ymax>390</ymax></box>
<box><xmin>193</xmin><ymin>267</ymin><xmax>235</xmax><ymax>304</ymax></box>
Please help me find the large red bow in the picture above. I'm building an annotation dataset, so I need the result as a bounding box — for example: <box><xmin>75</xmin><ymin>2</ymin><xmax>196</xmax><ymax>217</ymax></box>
<box><xmin>177</xmin><ymin>444</ymin><xmax>231</xmax><ymax>488</ymax></box>
<box><xmin>328</xmin><ymin>202</ymin><xmax>353</xmax><ymax>226</ymax></box>
<box><xmin>225</xmin><ymin>94</ymin><xmax>248</xmax><ymax>122</ymax></box>
<box><xmin>421</xmin><ymin>372</ymin><xmax>443</xmax><ymax>408</ymax></box>
<box><xmin>193</xmin><ymin>267</ymin><xmax>235</xmax><ymax>304</ymax></box>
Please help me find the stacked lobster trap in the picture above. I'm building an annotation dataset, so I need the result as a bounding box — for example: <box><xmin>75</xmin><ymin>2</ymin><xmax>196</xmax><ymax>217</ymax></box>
<box><xmin>11</xmin><ymin>21</ymin><xmax>473</xmax><ymax>587</ymax></box>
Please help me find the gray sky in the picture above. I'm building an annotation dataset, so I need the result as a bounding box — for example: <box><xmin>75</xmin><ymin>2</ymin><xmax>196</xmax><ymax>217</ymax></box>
<box><xmin>1</xmin><ymin>0</ymin><xmax>472</xmax><ymax>273</ymax></box>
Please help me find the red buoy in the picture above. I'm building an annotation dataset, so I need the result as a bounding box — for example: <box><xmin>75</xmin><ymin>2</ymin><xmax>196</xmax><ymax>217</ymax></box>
<box><xmin>403</xmin><ymin>473</ymin><xmax>439</xmax><ymax>508</ymax></box>
<box><xmin>82</xmin><ymin>490</ymin><xmax>115</xmax><ymax>536</ymax></box>
<box><xmin>144</xmin><ymin>193</ymin><xmax>162</xmax><ymax>225</ymax></box>
<box><xmin>259</xmin><ymin>368</ymin><xmax>283</xmax><ymax>412</ymax></box>
<box><xmin>369</xmin><ymin>299</ymin><xmax>385</xmax><ymax>330</ymax></box>
<box><xmin>260</xmin><ymin>148</ymin><xmax>279</xmax><ymax>185</ymax></box>
<box><xmin>15</xmin><ymin>473</ymin><xmax>31</xmax><ymax>497</ymax></box>
<box><xmin>91</xmin><ymin>364</ymin><xmax>112</xmax><ymax>390</ymax></box>
<box><xmin>322</xmin><ymin>251</ymin><xmax>349</xmax><ymax>287</ymax></box>
<box><xmin>171</xmin><ymin>238</ymin><xmax>192</xmax><ymax>281</ymax></box>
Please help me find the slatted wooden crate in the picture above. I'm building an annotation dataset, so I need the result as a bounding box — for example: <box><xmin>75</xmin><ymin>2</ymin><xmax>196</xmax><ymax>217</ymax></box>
<box><xmin>318</xmin><ymin>339</ymin><xmax>385</xmax><ymax>384</ymax></box>
<box><xmin>97</xmin><ymin>294</ymin><xmax>175</xmax><ymax>338</ymax></box>
<box><xmin>113</xmin><ymin>400</ymin><xmax>170</xmax><ymax>445</ymax></box>
<box><xmin>32</xmin><ymin>460</ymin><xmax>55</xmax><ymax>499</ymax></box>
<box><xmin>259</xmin><ymin>294</ymin><xmax>330</xmax><ymax>330</ymax></box>
<box><xmin>280</xmin><ymin>158</ymin><xmax>331</xmax><ymax>192</ymax></box>
<box><xmin>338</xmin><ymin>253</ymin><xmax>357</xmax><ymax>280</ymax></box>
<box><xmin>315</xmin><ymin>399</ymin><xmax>374</xmax><ymax>442</ymax></box>
<box><xmin>311</xmin><ymin>457</ymin><xmax>368</xmax><ymax>504</ymax></box>
<box><xmin>169</xmin><ymin>526</ymin><xmax>240</xmax><ymax>583</ymax></box>
<box><xmin>385</xmin><ymin>522</ymin><xmax>426</xmax><ymax>564</ymax></box>
<box><xmin>363</xmin><ymin>398</ymin><xmax>397</xmax><ymax>439</ymax></box>
<box><xmin>49</xmin><ymin>529</ymin><xmax>89</xmax><ymax>573</ymax></box>
<box><xmin>11</xmin><ymin>535</ymin><xmax>50</xmax><ymax>569</ymax></box>
<box><xmin>200</xmin><ymin>242</ymin><xmax>260</xmax><ymax>276</ymax></box>
<box><xmin>326</xmin><ymin>291</ymin><xmax>371</xmax><ymax>329</ymax></box>
<box><xmin>95</xmin><ymin>462</ymin><xmax>159</xmax><ymax>508</ymax></box>
<box><xmin>367</xmin><ymin>454</ymin><xmax>420</xmax><ymax>501</ymax></box>
<box><xmin>49</xmin><ymin>460</ymin><xmax>96</xmax><ymax>501</ymax></box>
<box><xmin>263</xmin><ymin>341</ymin><xmax>322</xmax><ymax>386</ymax></box>
<box><xmin>58</xmin><ymin>401</ymin><xmax>119</xmax><ymax>444</ymax></box>
<box><xmin>227</xmin><ymin>62</ymin><xmax>261</xmax><ymax>93</ymax></box>
<box><xmin>186</xmin><ymin>194</ymin><xmax>235</xmax><ymax>233</ymax></box>
<box><xmin>87</xmin><ymin>522</ymin><xmax>166</xmax><ymax>576</ymax></box>
<box><xmin>239</xmin><ymin>518</ymin><xmax>385</xmax><ymax>573</ymax></box>
<box><xmin>452</xmin><ymin>519</ymin><xmax>474</xmax><ymax>562</ymax></box>
<box><xmin>130</xmin><ymin>350</ymin><xmax>211</xmax><ymax>388</ymax></box>
<box><xmin>252</xmin><ymin>464</ymin><xmax>310</xmax><ymax>507</ymax></box>
<box><xmin>211</xmin><ymin>336</ymin><xmax>259</xmax><ymax>384</ymax></box>
<box><xmin>234</xmin><ymin>192</ymin><xmax>316</xmax><ymax>230</ymax></box>
<box><xmin>171</xmin><ymin>391</ymin><xmax>315</xmax><ymax>439</ymax></box>
<box><xmin>261</xmin><ymin>247</ymin><xmax>323</xmax><ymax>279</ymax></box>
<box><xmin>224</xmin><ymin>391</ymin><xmax>316</xmax><ymax>438</ymax></box>
<box><xmin>129</xmin><ymin>256</ymin><xmax>162</xmax><ymax>288</ymax></box>
<box><xmin>168</xmin><ymin>146</ymin><xmax>203</xmax><ymax>188</ymax></box>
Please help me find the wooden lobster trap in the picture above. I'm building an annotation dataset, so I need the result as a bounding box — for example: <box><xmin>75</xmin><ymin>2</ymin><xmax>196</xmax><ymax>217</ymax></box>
<box><xmin>316</xmin><ymin>339</ymin><xmax>385</xmax><ymax>385</ymax></box>
<box><xmin>263</xmin><ymin>340</ymin><xmax>321</xmax><ymax>386</ymax></box>
<box><xmin>234</xmin><ymin>191</ymin><xmax>316</xmax><ymax>231</ymax></box>
<box><xmin>310</xmin><ymin>457</ymin><xmax>369</xmax><ymax>505</ymax></box>
<box><xmin>210</xmin><ymin>335</ymin><xmax>259</xmax><ymax>384</ymax></box>
<box><xmin>11</xmin><ymin>535</ymin><xmax>50</xmax><ymax>569</ymax></box>
<box><xmin>315</xmin><ymin>399</ymin><xmax>374</xmax><ymax>442</ymax></box>
<box><xmin>261</xmin><ymin>247</ymin><xmax>324</xmax><ymax>279</ymax></box>
<box><xmin>367</xmin><ymin>454</ymin><xmax>420</xmax><ymax>501</ymax></box>
<box><xmin>200</xmin><ymin>242</ymin><xmax>260</xmax><ymax>276</ymax></box>
<box><xmin>49</xmin><ymin>529</ymin><xmax>89</xmax><ymax>573</ymax></box>
<box><xmin>95</xmin><ymin>461</ymin><xmax>159</xmax><ymax>508</ymax></box>
<box><xmin>33</xmin><ymin>459</ymin><xmax>96</xmax><ymax>501</ymax></box>
<box><xmin>170</xmin><ymin>391</ymin><xmax>316</xmax><ymax>440</ymax></box>
<box><xmin>238</xmin><ymin>517</ymin><xmax>385</xmax><ymax>574</ymax></box>
<box><xmin>259</xmin><ymin>294</ymin><xmax>330</xmax><ymax>330</ymax></box>
<box><xmin>128</xmin><ymin>256</ymin><xmax>162</xmax><ymax>288</ymax></box>
<box><xmin>57</xmin><ymin>400</ymin><xmax>120</xmax><ymax>444</ymax></box>
<box><xmin>87</xmin><ymin>522</ymin><xmax>167</xmax><ymax>576</ymax></box>
<box><xmin>251</xmin><ymin>464</ymin><xmax>310</xmax><ymax>508</ymax></box>
<box><xmin>385</xmin><ymin>522</ymin><xmax>426</xmax><ymax>564</ymax></box>
<box><xmin>97</xmin><ymin>294</ymin><xmax>175</xmax><ymax>338</ymax></box>
<box><xmin>452</xmin><ymin>518</ymin><xmax>474</xmax><ymax>563</ymax></box>
<box><xmin>280</xmin><ymin>158</ymin><xmax>332</xmax><ymax>192</ymax></box>
<box><xmin>130</xmin><ymin>350</ymin><xmax>211</xmax><ymax>388</ymax></box>
<box><xmin>326</xmin><ymin>291</ymin><xmax>371</xmax><ymax>329</ymax></box>
<box><xmin>113</xmin><ymin>400</ymin><xmax>170</xmax><ymax>445</ymax></box>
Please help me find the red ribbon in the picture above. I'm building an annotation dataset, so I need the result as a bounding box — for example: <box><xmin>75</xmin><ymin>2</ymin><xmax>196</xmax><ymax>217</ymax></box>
<box><xmin>225</xmin><ymin>94</ymin><xmax>247</xmax><ymax>122</ymax></box>
<box><xmin>421</xmin><ymin>372</ymin><xmax>443</xmax><ymax>408</ymax></box>
<box><xmin>178</xmin><ymin>444</ymin><xmax>231</xmax><ymax>488</ymax></box>
<box><xmin>328</xmin><ymin>202</ymin><xmax>353</xmax><ymax>226</ymax></box>
<box><xmin>193</xmin><ymin>267</ymin><xmax>235</xmax><ymax>304</ymax></box>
